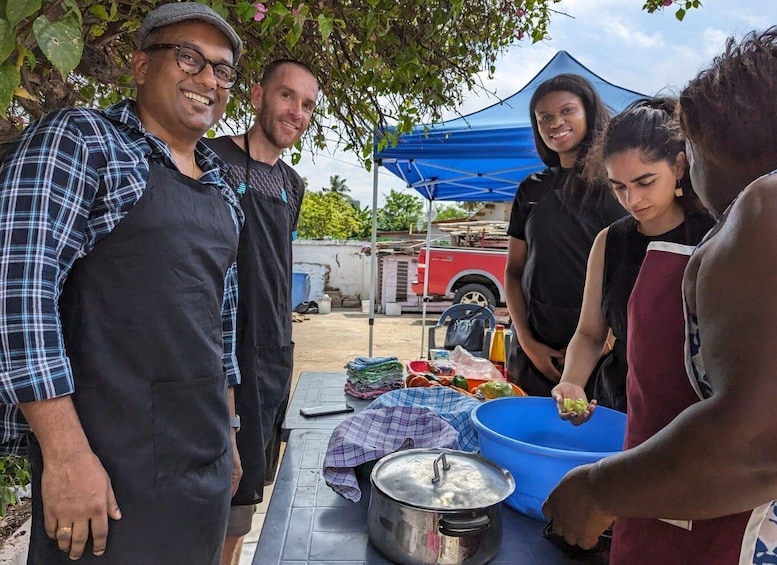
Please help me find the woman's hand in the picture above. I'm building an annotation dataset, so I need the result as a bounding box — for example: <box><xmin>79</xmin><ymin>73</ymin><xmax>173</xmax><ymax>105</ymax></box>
<box><xmin>551</xmin><ymin>382</ymin><xmax>597</xmax><ymax>425</ymax></box>
<box><xmin>521</xmin><ymin>337</ymin><xmax>564</xmax><ymax>382</ymax></box>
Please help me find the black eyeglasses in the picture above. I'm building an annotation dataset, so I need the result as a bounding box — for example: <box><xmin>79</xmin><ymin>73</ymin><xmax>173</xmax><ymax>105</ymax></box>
<box><xmin>144</xmin><ymin>43</ymin><xmax>239</xmax><ymax>89</ymax></box>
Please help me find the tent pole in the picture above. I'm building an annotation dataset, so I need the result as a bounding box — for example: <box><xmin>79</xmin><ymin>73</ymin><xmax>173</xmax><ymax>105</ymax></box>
<box><xmin>368</xmin><ymin>161</ymin><xmax>379</xmax><ymax>357</ymax></box>
<box><xmin>420</xmin><ymin>199</ymin><xmax>433</xmax><ymax>359</ymax></box>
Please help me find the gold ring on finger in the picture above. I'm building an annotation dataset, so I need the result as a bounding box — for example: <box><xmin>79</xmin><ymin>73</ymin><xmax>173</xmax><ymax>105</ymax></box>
<box><xmin>58</xmin><ymin>526</ymin><xmax>72</xmax><ymax>536</ymax></box>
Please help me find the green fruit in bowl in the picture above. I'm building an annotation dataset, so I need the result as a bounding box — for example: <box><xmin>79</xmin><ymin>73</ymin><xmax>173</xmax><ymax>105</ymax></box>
<box><xmin>562</xmin><ymin>398</ymin><xmax>588</xmax><ymax>416</ymax></box>
<box><xmin>475</xmin><ymin>380</ymin><xmax>515</xmax><ymax>399</ymax></box>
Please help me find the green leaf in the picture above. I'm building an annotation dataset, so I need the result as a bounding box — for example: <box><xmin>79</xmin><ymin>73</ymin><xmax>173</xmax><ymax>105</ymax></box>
<box><xmin>288</xmin><ymin>20</ymin><xmax>303</xmax><ymax>46</ymax></box>
<box><xmin>0</xmin><ymin>62</ymin><xmax>19</xmax><ymax>117</ymax></box>
<box><xmin>6</xmin><ymin>0</ymin><xmax>39</xmax><ymax>30</ymax></box>
<box><xmin>268</xmin><ymin>3</ymin><xmax>290</xmax><ymax>17</ymax></box>
<box><xmin>89</xmin><ymin>5</ymin><xmax>109</xmax><ymax>21</ymax></box>
<box><xmin>318</xmin><ymin>14</ymin><xmax>333</xmax><ymax>41</ymax></box>
<box><xmin>363</xmin><ymin>56</ymin><xmax>381</xmax><ymax>71</ymax></box>
<box><xmin>33</xmin><ymin>14</ymin><xmax>84</xmax><ymax>76</ymax></box>
<box><xmin>675</xmin><ymin>7</ymin><xmax>686</xmax><ymax>20</ymax></box>
<box><xmin>0</xmin><ymin>18</ymin><xmax>13</xmax><ymax>63</ymax></box>
<box><xmin>61</xmin><ymin>0</ymin><xmax>82</xmax><ymax>26</ymax></box>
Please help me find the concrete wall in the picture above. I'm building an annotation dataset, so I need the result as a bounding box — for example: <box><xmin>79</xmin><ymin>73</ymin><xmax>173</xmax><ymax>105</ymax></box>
<box><xmin>292</xmin><ymin>240</ymin><xmax>371</xmax><ymax>304</ymax></box>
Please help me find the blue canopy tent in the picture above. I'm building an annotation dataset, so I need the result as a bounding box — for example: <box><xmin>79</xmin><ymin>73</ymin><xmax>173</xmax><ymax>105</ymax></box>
<box><xmin>365</xmin><ymin>51</ymin><xmax>647</xmax><ymax>355</ymax></box>
<box><xmin>374</xmin><ymin>50</ymin><xmax>647</xmax><ymax>202</ymax></box>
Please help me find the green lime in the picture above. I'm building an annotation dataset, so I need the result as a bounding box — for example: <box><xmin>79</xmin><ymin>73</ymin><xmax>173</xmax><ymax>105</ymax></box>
<box><xmin>452</xmin><ymin>375</ymin><xmax>469</xmax><ymax>391</ymax></box>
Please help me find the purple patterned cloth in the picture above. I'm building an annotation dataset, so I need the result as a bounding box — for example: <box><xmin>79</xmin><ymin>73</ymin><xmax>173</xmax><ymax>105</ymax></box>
<box><xmin>367</xmin><ymin>387</ymin><xmax>482</xmax><ymax>451</ymax></box>
<box><xmin>322</xmin><ymin>406</ymin><xmax>459</xmax><ymax>502</ymax></box>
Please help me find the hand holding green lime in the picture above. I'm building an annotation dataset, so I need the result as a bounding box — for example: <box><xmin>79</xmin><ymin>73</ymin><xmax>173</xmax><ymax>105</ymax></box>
<box><xmin>561</xmin><ymin>397</ymin><xmax>588</xmax><ymax>416</ymax></box>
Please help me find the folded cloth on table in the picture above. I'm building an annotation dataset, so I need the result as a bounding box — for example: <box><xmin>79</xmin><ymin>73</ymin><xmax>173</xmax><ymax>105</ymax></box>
<box><xmin>344</xmin><ymin>380</ymin><xmax>400</xmax><ymax>400</ymax></box>
<box><xmin>367</xmin><ymin>387</ymin><xmax>483</xmax><ymax>452</ymax></box>
<box><xmin>323</xmin><ymin>406</ymin><xmax>459</xmax><ymax>502</ymax></box>
<box><xmin>344</xmin><ymin>356</ymin><xmax>404</xmax><ymax>399</ymax></box>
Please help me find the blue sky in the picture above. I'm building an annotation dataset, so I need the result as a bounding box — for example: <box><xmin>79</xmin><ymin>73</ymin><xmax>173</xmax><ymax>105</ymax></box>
<box><xmin>292</xmin><ymin>0</ymin><xmax>773</xmax><ymax>209</ymax></box>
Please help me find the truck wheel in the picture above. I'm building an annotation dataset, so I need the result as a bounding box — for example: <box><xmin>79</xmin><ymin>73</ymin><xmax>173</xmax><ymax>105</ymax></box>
<box><xmin>454</xmin><ymin>284</ymin><xmax>496</xmax><ymax>309</ymax></box>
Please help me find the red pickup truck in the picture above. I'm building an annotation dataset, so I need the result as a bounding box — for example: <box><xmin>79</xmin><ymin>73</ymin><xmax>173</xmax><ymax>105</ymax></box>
<box><xmin>412</xmin><ymin>247</ymin><xmax>508</xmax><ymax>308</ymax></box>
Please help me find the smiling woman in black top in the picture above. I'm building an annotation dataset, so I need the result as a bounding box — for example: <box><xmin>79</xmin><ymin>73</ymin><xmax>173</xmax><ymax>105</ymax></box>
<box><xmin>505</xmin><ymin>74</ymin><xmax>626</xmax><ymax>398</ymax></box>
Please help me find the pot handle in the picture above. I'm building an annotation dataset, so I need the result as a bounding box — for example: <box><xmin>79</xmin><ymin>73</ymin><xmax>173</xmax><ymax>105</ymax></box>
<box><xmin>431</xmin><ymin>452</ymin><xmax>451</xmax><ymax>484</ymax></box>
<box><xmin>439</xmin><ymin>514</ymin><xmax>491</xmax><ymax>537</ymax></box>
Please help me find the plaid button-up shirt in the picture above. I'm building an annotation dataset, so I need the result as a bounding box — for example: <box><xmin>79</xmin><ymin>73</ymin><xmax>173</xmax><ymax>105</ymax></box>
<box><xmin>0</xmin><ymin>100</ymin><xmax>243</xmax><ymax>453</ymax></box>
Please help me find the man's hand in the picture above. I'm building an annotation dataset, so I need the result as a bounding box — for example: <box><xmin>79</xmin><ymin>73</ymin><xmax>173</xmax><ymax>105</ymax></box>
<box><xmin>542</xmin><ymin>463</ymin><xmax>614</xmax><ymax>549</ymax></box>
<box><xmin>230</xmin><ymin>431</ymin><xmax>243</xmax><ymax>496</ymax></box>
<box><xmin>42</xmin><ymin>450</ymin><xmax>121</xmax><ymax>560</ymax></box>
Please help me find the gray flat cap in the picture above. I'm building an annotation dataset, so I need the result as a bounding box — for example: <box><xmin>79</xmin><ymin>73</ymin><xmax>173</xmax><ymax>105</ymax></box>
<box><xmin>136</xmin><ymin>2</ymin><xmax>242</xmax><ymax>63</ymax></box>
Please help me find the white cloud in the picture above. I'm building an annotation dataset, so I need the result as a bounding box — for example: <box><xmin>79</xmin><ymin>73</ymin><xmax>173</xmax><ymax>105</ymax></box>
<box><xmin>599</xmin><ymin>18</ymin><xmax>665</xmax><ymax>48</ymax></box>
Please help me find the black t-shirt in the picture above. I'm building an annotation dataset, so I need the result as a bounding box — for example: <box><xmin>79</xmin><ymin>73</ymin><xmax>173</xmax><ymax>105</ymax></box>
<box><xmin>203</xmin><ymin>136</ymin><xmax>305</xmax><ymax>230</ymax></box>
<box><xmin>507</xmin><ymin>167</ymin><xmax>626</xmax><ymax>347</ymax></box>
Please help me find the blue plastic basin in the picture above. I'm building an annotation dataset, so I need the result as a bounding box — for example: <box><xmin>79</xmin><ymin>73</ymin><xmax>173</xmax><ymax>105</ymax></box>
<box><xmin>291</xmin><ymin>272</ymin><xmax>310</xmax><ymax>311</ymax></box>
<box><xmin>471</xmin><ymin>396</ymin><xmax>626</xmax><ymax>520</ymax></box>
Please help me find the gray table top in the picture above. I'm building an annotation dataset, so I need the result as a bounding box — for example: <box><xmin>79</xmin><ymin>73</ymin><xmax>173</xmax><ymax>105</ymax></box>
<box><xmin>254</xmin><ymin>429</ymin><xmax>606</xmax><ymax>564</ymax></box>
<box><xmin>282</xmin><ymin>371</ymin><xmax>372</xmax><ymax>440</ymax></box>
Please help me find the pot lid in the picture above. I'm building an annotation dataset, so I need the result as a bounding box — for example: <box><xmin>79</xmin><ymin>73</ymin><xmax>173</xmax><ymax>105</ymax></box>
<box><xmin>371</xmin><ymin>448</ymin><xmax>515</xmax><ymax>511</ymax></box>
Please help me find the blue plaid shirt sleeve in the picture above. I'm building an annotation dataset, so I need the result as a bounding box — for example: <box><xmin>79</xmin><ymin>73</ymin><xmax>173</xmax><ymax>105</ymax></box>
<box><xmin>222</xmin><ymin>261</ymin><xmax>241</xmax><ymax>386</ymax></box>
<box><xmin>0</xmin><ymin>112</ymin><xmax>98</xmax><ymax>408</ymax></box>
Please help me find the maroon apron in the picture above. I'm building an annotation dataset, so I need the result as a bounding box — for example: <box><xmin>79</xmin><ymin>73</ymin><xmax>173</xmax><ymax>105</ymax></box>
<box><xmin>27</xmin><ymin>161</ymin><xmax>238</xmax><ymax>564</ymax></box>
<box><xmin>610</xmin><ymin>242</ymin><xmax>749</xmax><ymax>564</ymax></box>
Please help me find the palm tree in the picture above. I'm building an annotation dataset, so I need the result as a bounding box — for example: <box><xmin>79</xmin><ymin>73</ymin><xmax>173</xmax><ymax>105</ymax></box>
<box><xmin>325</xmin><ymin>175</ymin><xmax>350</xmax><ymax>195</ymax></box>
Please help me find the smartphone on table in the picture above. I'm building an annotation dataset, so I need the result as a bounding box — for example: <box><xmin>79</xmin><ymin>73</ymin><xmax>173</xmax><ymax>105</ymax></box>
<box><xmin>299</xmin><ymin>403</ymin><xmax>355</xmax><ymax>418</ymax></box>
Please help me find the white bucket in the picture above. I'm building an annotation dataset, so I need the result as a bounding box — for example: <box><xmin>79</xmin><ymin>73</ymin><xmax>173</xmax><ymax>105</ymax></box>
<box><xmin>318</xmin><ymin>294</ymin><xmax>332</xmax><ymax>315</ymax></box>
<box><xmin>384</xmin><ymin>302</ymin><xmax>402</xmax><ymax>316</ymax></box>
<box><xmin>361</xmin><ymin>300</ymin><xmax>371</xmax><ymax>313</ymax></box>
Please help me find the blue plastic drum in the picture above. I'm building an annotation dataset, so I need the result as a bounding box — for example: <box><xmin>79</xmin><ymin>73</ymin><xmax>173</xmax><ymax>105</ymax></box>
<box><xmin>471</xmin><ymin>396</ymin><xmax>626</xmax><ymax>520</ymax></box>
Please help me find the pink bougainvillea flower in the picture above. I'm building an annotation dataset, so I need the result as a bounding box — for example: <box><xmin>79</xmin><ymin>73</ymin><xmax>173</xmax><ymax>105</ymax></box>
<box><xmin>516</xmin><ymin>7</ymin><xmax>526</xmax><ymax>18</ymax></box>
<box><xmin>292</xmin><ymin>3</ymin><xmax>304</xmax><ymax>16</ymax></box>
<box><xmin>253</xmin><ymin>2</ymin><xmax>266</xmax><ymax>21</ymax></box>
<box><xmin>663</xmin><ymin>0</ymin><xmax>673</xmax><ymax>5</ymax></box>
<box><xmin>516</xmin><ymin>30</ymin><xmax>525</xmax><ymax>40</ymax></box>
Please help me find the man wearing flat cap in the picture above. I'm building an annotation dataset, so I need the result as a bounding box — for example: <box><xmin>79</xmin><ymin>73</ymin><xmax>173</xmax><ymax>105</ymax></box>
<box><xmin>0</xmin><ymin>3</ymin><xmax>244</xmax><ymax>563</ymax></box>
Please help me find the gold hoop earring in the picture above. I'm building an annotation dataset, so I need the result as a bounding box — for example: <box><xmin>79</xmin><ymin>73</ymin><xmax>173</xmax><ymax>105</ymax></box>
<box><xmin>675</xmin><ymin>179</ymin><xmax>684</xmax><ymax>198</ymax></box>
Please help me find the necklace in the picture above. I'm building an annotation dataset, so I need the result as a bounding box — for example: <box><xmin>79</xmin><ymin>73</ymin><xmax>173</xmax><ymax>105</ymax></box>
<box><xmin>238</xmin><ymin>132</ymin><xmax>253</xmax><ymax>197</ymax></box>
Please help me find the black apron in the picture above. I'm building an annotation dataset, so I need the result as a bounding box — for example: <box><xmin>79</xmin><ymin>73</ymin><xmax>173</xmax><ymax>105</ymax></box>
<box><xmin>508</xmin><ymin>184</ymin><xmax>623</xmax><ymax>397</ymax></box>
<box><xmin>232</xmin><ymin>159</ymin><xmax>295</xmax><ymax>505</ymax></box>
<box><xmin>27</xmin><ymin>161</ymin><xmax>238</xmax><ymax>564</ymax></box>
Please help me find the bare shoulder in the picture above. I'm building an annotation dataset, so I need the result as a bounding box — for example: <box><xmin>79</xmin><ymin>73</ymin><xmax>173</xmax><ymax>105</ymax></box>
<box><xmin>693</xmin><ymin>175</ymin><xmax>777</xmax><ymax>399</ymax></box>
<box><xmin>590</xmin><ymin>226</ymin><xmax>609</xmax><ymax>258</ymax></box>
<box><xmin>731</xmin><ymin>173</ymin><xmax>777</xmax><ymax>222</ymax></box>
<box><xmin>718</xmin><ymin>174</ymin><xmax>777</xmax><ymax>254</ymax></box>
<box><xmin>696</xmin><ymin>173</ymin><xmax>777</xmax><ymax>315</ymax></box>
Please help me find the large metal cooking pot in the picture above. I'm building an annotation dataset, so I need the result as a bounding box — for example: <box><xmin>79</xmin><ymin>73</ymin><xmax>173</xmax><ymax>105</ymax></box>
<box><xmin>367</xmin><ymin>448</ymin><xmax>515</xmax><ymax>565</ymax></box>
